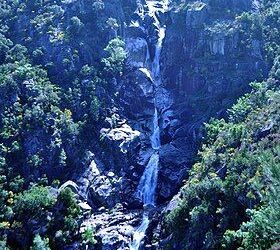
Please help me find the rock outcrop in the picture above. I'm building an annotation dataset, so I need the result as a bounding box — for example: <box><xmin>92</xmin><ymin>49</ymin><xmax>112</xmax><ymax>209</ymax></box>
<box><xmin>81</xmin><ymin>204</ymin><xmax>142</xmax><ymax>250</ymax></box>
<box><xmin>62</xmin><ymin>0</ymin><xmax>268</xmax><ymax>248</ymax></box>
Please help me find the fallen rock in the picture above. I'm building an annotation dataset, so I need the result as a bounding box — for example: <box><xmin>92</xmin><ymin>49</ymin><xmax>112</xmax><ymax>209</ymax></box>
<box><xmin>101</xmin><ymin>121</ymin><xmax>140</xmax><ymax>153</ymax></box>
<box><xmin>81</xmin><ymin>206</ymin><xmax>142</xmax><ymax>250</ymax></box>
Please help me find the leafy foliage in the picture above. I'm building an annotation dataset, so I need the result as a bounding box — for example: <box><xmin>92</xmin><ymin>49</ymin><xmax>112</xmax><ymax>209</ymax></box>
<box><xmin>49</xmin><ymin>187</ymin><xmax>82</xmax><ymax>248</ymax></box>
<box><xmin>82</xmin><ymin>226</ymin><xmax>97</xmax><ymax>246</ymax></box>
<box><xmin>164</xmin><ymin>39</ymin><xmax>280</xmax><ymax>250</ymax></box>
<box><xmin>165</xmin><ymin>76</ymin><xmax>280</xmax><ymax>250</ymax></box>
<box><xmin>102</xmin><ymin>37</ymin><xmax>127</xmax><ymax>75</ymax></box>
<box><xmin>14</xmin><ymin>186</ymin><xmax>55</xmax><ymax>217</ymax></box>
<box><xmin>31</xmin><ymin>234</ymin><xmax>51</xmax><ymax>250</ymax></box>
<box><xmin>0</xmin><ymin>0</ymin><xmax>130</xmax><ymax>248</ymax></box>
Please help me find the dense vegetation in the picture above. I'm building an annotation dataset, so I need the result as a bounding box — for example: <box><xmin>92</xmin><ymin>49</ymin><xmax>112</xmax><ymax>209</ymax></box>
<box><xmin>0</xmin><ymin>0</ymin><xmax>129</xmax><ymax>248</ymax></box>
<box><xmin>164</xmin><ymin>65</ymin><xmax>280</xmax><ymax>249</ymax></box>
<box><xmin>164</xmin><ymin>1</ymin><xmax>280</xmax><ymax>249</ymax></box>
<box><xmin>0</xmin><ymin>0</ymin><xmax>279</xmax><ymax>249</ymax></box>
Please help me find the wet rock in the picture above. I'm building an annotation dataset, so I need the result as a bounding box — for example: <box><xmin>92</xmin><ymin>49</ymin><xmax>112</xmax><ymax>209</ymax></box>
<box><xmin>126</xmin><ymin>23</ymin><xmax>146</xmax><ymax>39</ymax></box>
<box><xmin>59</xmin><ymin>180</ymin><xmax>79</xmax><ymax>193</ymax></box>
<box><xmin>75</xmin><ymin>158</ymin><xmax>103</xmax><ymax>200</ymax></box>
<box><xmin>101</xmin><ymin>124</ymin><xmax>140</xmax><ymax>153</ymax></box>
<box><xmin>155</xmin><ymin>87</ymin><xmax>173</xmax><ymax>111</ymax></box>
<box><xmin>79</xmin><ymin>202</ymin><xmax>92</xmax><ymax>217</ymax></box>
<box><xmin>252</xmin><ymin>39</ymin><xmax>263</xmax><ymax>58</ymax></box>
<box><xmin>157</xmin><ymin>141</ymin><xmax>193</xmax><ymax>200</ymax></box>
<box><xmin>126</xmin><ymin>37</ymin><xmax>149</xmax><ymax>67</ymax></box>
<box><xmin>164</xmin><ymin>194</ymin><xmax>181</xmax><ymax>213</ymax></box>
<box><xmin>81</xmin><ymin>206</ymin><xmax>142</xmax><ymax>250</ymax></box>
<box><xmin>74</xmin><ymin>158</ymin><xmax>134</xmax><ymax>209</ymax></box>
<box><xmin>138</xmin><ymin>148</ymin><xmax>154</xmax><ymax>166</ymax></box>
<box><xmin>107</xmin><ymin>172</ymin><xmax>115</xmax><ymax>178</ymax></box>
<box><xmin>120</xmin><ymin>69</ymin><xmax>155</xmax><ymax>121</ymax></box>
<box><xmin>78</xmin><ymin>202</ymin><xmax>92</xmax><ymax>211</ymax></box>
<box><xmin>138</xmin><ymin>68</ymin><xmax>155</xmax><ymax>96</ymax></box>
<box><xmin>88</xmin><ymin>175</ymin><xmax>121</xmax><ymax>208</ymax></box>
<box><xmin>159</xmin><ymin>140</ymin><xmax>191</xmax><ymax>165</ymax></box>
<box><xmin>100</xmin><ymin>114</ymin><xmax>141</xmax><ymax>153</ymax></box>
<box><xmin>209</xmin><ymin>34</ymin><xmax>225</xmax><ymax>55</ymax></box>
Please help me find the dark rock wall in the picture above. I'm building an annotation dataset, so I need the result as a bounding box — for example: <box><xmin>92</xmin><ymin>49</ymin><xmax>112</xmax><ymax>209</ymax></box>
<box><xmin>9</xmin><ymin>0</ymin><xmax>267</xmax><ymax>209</ymax></box>
<box><xmin>157</xmin><ymin>0</ymin><xmax>266</xmax><ymax>200</ymax></box>
<box><xmin>116</xmin><ymin>0</ymin><xmax>267</xmax><ymax>204</ymax></box>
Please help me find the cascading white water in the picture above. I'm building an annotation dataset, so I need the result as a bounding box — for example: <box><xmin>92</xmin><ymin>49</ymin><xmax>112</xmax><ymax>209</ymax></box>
<box><xmin>131</xmin><ymin>112</ymin><xmax>160</xmax><ymax>250</ymax></box>
<box><xmin>148</xmin><ymin>1</ymin><xmax>167</xmax><ymax>86</ymax></box>
<box><xmin>130</xmin><ymin>214</ymin><xmax>150</xmax><ymax>250</ymax></box>
<box><xmin>130</xmin><ymin>1</ymin><xmax>168</xmax><ymax>249</ymax></box>
<box><xmin>151</xmin><ymin>108</ymin><xmax>161</xmax><ymax>150</ymax></box>
<box><xmin>136</xmin><ymin>142</ymin><xmax>160</xmax><ymax>205</ymax></box>
<box><xmin>152</xmin><ymin>25</ymin><xmax>165</xmax><ymax>86</ymax></box>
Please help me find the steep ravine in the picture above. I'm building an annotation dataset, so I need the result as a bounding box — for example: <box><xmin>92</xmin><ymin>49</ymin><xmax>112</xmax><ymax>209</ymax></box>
<box><xmin>77</xmin><ymin>0</ymin><xmax>268</xmax><ymax>249</ymax></box>
<box><xmin>1</xmin><ymin>0</ymin><xmax>276</xmax><ymax>249</ymax></box>
<box><xmin>80</xmin><ymin>1</ymin><xmax>171</xmax><ymax>249</ymax></box>
<box><xmin>130</xmin><ymin>1</ymin><xmax>168</xmax><ymax>249</ymax></box>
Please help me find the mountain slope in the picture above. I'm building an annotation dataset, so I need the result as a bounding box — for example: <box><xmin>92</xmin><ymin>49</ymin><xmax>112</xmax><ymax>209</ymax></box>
<box><xmin>162</xmin><ymin>2</ymin><xmax>280</xmax><ymax>244</ymax></box>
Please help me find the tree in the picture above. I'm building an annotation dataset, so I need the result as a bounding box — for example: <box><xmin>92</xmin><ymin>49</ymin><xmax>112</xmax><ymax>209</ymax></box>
<box><xmin>67</xmin><ymin>16</ymin><xmax>84</xmax><ymax>36</ymax></box>
<box><xmin>102</xmin><ymin>37</ymin><xmax>126</xmax><ymax>75</ymax></box>
<box><xmin>82</xmin><ymin>226</ymin><xmax>97</xmax><ymax>246</ymax></box>
<box><xmin>14</xmin><ymin>186</ymin><xmax>56</xmax><ymax>218</ymax></box>
<box><xmin>31</xmin><ymin>235</ymin><xmax>51</xmax><ymax>250</ymax></box>
<box><xmin>49</xmin><ymin>187</ymin><xmax>81</xmax><ymax>248</ymax></box>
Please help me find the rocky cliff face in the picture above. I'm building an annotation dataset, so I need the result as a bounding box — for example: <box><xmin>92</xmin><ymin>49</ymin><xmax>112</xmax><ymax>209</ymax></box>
<box><xmin>83</xmin><ymin>0</ymin><xmax>267</xmax><ymax>248</ymax></box>
<box><xmin>157</xmin><ymin>0</ymin><xmax>266</xmax><ymax>199</ymax></box>
<box><xmin>0</xmin><ymin>0</ymin><xmax>273</xmax><ymax>249</ymax></box>
<box><xmin>15</xmin><ymin>0</ymin><xmax>265</xmax><ymax>213</ymax></box>
<box><xmin>114</xmin><ymin>0</ymin><xmax>267</xmax><ymax>204</ymax></box>
<box><xmin>12</xmin><ymin>0</ymin><xmax>267</xmax><ymax>248</ymax></box>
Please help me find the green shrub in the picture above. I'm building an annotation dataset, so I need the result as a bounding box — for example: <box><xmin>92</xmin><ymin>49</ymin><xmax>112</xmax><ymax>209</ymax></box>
<box><xmin>14</xmin><ymin>186</ymin><xmax>55</xmax><ymax>217</ymax></box>
<box><xmin>102</xmin><ymin>37</ymin><xmax>127</xmax><ymax>75</ymax></box>
<box><xmin>31</xmin><ymin>234</ymin><xmax>51</xmax><ymax>250</ymax></box>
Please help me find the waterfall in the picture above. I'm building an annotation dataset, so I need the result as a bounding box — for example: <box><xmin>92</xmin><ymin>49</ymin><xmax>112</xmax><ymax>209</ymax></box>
<box><xmin>130</xmin><ymin>1</ymin><xmax>168</xmax><ymax>249</ymax></box>
<box><xmin>151</xmin><ymin>108</ymin><xmax>161</xmax><ymax>150</ymax></box>
<box><xmin>130</xmin><ymin>213</ymin><xmax>150</xmax><ymax>250</ymax></box>
<box><xmin>130</xmin><ymin>108</ymin><xmax>160</xmax><ymax>250</ymax></box>
<box><xmin>136</xmin><ymin>151</ymin><xmax>159</xmax><ymax>205</ymax></box>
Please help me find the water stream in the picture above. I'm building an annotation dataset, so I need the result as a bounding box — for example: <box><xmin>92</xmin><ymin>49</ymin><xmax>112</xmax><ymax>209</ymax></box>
<box><xmin>130</xmin><ymin>1</ymin><xmax>168</xmax><ymax>249</ymax></box>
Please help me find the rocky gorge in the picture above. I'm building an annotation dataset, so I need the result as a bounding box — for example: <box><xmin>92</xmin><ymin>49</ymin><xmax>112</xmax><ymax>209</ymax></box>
<box><xmin>66</xmin><ymin>0</ymin><xmax>268</xmax><ymax>249</ymax></box>
<box><xmin>0</xmin><ymin>0</ymin><xmax>278</xmax><ymax>249</ymax></box>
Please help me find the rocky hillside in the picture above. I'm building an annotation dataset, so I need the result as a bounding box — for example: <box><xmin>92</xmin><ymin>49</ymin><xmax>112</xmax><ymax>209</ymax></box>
<box><xmin>162</xmin><ymin>56</ymin><xmax>280</xmax><ymax>250</ymax></box>
<box><xmin>0</xmin><ymin>0</ymin><xmax>279</xmax><ymax>249</ymax></box>
<box><xmin>122</xmin><ymin>0</ymin><xmax>269</xmax><ymax>203</ymax></box>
